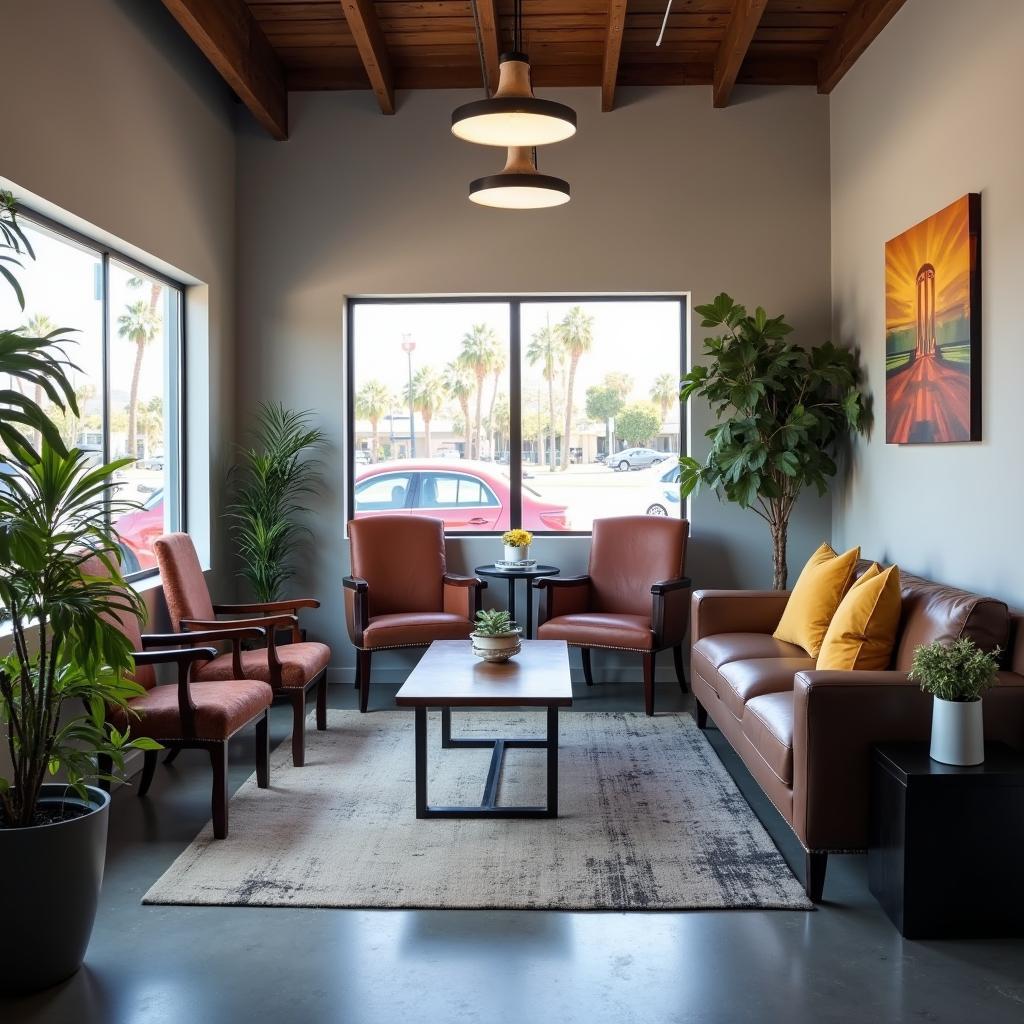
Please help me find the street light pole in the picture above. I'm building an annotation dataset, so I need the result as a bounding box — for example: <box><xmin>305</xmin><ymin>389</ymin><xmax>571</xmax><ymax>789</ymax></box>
<box><xmin>401</xmin><ymin>335</ymin><xmax>417</xmax><ymax>458</ymax></box>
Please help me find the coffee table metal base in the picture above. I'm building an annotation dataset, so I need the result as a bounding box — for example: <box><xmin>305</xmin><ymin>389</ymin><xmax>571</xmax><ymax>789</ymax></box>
<box><xmin>414</xmin><ymin>706</ymin><xmax>559</xmax><ymax>819</ymax></box>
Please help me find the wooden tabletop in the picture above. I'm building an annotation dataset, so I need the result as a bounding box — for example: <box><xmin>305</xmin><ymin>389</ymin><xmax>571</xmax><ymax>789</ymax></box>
<box><xmin>394</xmin><ymin>640</ymin><xmax>573</xmax><ymax>707</ymax></box>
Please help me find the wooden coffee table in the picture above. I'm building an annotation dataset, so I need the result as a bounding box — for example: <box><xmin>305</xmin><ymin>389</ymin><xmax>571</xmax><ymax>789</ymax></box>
<box><xmin>394</xmin><ymin>640</ymin><xmax>573</xmax><ymax>819</ymax></box>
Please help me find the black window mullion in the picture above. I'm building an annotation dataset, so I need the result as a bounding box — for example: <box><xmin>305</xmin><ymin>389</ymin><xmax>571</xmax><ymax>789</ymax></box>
<box><xmin>509</xmin><ymin>300</ymin><xmax>522</xmax><ymax>531</ymax></box>
<box><xmin>100</xmin><ymin>252</ymin><xmax>111</xmax><ymax>528</ymax></box>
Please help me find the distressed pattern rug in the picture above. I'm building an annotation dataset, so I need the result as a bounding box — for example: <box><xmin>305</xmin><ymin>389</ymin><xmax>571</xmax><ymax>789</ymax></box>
<box><xmin>144</xmin><ymin>710</ymin><xmax>811</xmax><ymax>911</ymax></box>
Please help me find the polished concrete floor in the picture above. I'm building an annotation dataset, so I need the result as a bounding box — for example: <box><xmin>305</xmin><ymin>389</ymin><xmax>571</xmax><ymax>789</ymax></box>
<box><xmin>5</xmin><ymin>677</ymin><xmax>1024</xmax><ymax>1024</ymax></box>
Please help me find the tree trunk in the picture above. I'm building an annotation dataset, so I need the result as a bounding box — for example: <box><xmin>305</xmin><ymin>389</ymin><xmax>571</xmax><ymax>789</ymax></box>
<box><xmin>546</xmin><ymin>372</ymin><xmax>556</xmax><ymax>472</ymax></box>
<box><xmin>126</xmin><ymin>339</ymin><xmax>145</xmax><ymax>458</ymax></box>
<box><xmin>473</xmin><ymin>373</ymin><xmax>485</xmax><ymax>459</ymax></box>
<box><xmin>487</xmin><ymin>372</ymin><xmax>500</xmax><ymax>459</ymax></box>
<box><xmin>370</xmin><ymin>419</ymin><xmax>379</xmax><ymax>460</ymax></box>
<box><xmin>423</xmin><ymin>413</ymin><xmax>432</xmax><ymax>458</ymax></box>
<box><xmin>562</xmin><ymin>354</ymin><xmax>579</xmax><ymax>470</ymax></box>
<box><xmin>771</xmin><ymin>519</ymin><xmax>789</xmax><ymax>590</ymax></box>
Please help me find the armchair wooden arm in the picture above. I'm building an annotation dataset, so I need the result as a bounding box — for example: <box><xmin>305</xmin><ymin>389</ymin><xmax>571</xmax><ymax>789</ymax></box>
<box><xmin>143</xmin><ymin>626</ymin><xmax>267</xmax><ymax>681</ymax></box>
<box><xmin>342</xmin><ymin>575</ymin><xmax>369</xmax><ymax>647</ymax></box>
<box><xmin>533</xmin><ymin>575</ymin><xmax>591</xmax><ymax>628</ymax></box>
<box><xmin>181</xmin><ymin>616</ymin><xmax>297</xmax><ymax>685</ymax></box>
<box><xmin>131</xmin><ymin>646</ymin><xmax>219</xmax><ymax>737</ymax></box>
<box><xmin>651</xmin><ymin>576</ymin><xmax>692</xmax><ymax>649</ymax></box>
<box><xmin>214</xmin><ymin>599</ymin><xmax>320</xmax><ymax>614</ymax></box>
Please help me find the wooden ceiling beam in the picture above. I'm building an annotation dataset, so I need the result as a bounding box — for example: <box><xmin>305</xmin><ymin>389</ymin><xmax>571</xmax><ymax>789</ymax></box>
<box><xmin>160</xmin><ymin>0</ymin><xmax>288</xmax><ymax>139</ymax></box>
<box><xmin>600</xmin><ymin>0</ymin><xmax>629</xmax><ymax>111</ymax></box>
<box><xmin>712</xmin><ymin>0</ymin><xmax>768</xmax><ymax>107</ymax></box>
<box><xmin>817</xmin><ymin>0</ymin><xmax>907</xmax><ymax>94</ymax></box>
<box><xmin>474</xmin><ymin>0</ymin><xmax>501</xmax><ymax>94</ymax></box>
<box><xmin>339</xmin><ymin>0</ymin><xmax>396</xmax><ymax>113</ymax></box>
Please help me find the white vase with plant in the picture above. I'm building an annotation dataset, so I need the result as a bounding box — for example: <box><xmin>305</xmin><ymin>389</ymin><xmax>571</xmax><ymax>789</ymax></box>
<box><xmin>470</xmin><ymin>609</ymin><xmax>522</xmax><ymax>663</ymax></box>
<box><xmin>909</xmin><ymin>638</ymin><xmax>1000</xmax><ymax>766</ymax></box>
<box><xmin>502</xmin><ymin>528</ymin><xmax>533</xmax><ymax>564</ymax></box>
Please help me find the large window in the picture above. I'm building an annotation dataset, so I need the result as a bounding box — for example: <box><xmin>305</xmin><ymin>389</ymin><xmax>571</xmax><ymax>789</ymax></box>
<box><xmin>347</xmin><ymin>296</ymin><xmax>685</xmax><ymax>533</ymax></box>
<box><xmin>0</xmin><ymin>214</ymin><xmax>184</xmax><ymax>578</ymax></box>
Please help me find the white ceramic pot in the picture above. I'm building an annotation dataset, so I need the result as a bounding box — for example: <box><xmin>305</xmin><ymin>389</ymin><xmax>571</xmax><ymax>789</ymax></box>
<box><xmin>504</xmin><ymin>544</ymin><xmax>530</xmax><ymax>563</ymax></box>
<box><xmin>929</xmin><ymin>696</ymin><xmax>985</xmax><ymax>766</ymax></box>
<box><xmin>471</xmin><ymin>630</ymin><xmax>522</xmax><ymax>663</ymax></box>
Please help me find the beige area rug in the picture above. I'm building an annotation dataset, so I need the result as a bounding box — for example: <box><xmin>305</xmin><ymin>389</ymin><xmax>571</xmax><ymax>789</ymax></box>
<box><xmin>143</xmin><ymin>710</ymin><xmax>811</xmax><ymax>911</ymax></box>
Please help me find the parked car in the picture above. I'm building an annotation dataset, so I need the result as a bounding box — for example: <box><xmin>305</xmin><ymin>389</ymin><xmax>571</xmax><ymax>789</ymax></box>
<box><xmin>354</xmin><ymin>460</ymin><xmax>570</xmax><ymax>531</ymax></box>
<box><xmin>644</xmin><ymin>462</ymin><xmax>682</xmax><ymax>517</ymax></box>
<box><xmin>140</xmin><ymin>453</ymin><xmax>165</xmax><ymax>471</ymax></box>
<box><xmin>113</xmin><ymin>488</ymin><xmax>164</xmax><ymax>573</ymax></box>
<box><xmin>610</xmin><ymin>447</ymin><xmax>671</xmax><ymax>472</ymax></box>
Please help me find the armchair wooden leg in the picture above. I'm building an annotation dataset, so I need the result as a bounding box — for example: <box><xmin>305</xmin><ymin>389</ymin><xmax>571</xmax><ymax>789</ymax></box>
<box><xmin>694</xmin><ymin>697</ymin><xmax>708</xmax><ymax>730</ymax></box>
<box><xmin>164</xmin><ymin>749</ymin><xmax>181</xmax><ymax>766</ymax></box>
<box><xmin>316</xmin><ymin>672</ymin><xmax>328</xmax><ymax>731</ymax></box>
<box><xmin>256</xmin><ymin>712</ymin><xmax>270</xmax><ymax>789</ymax></box>
<box><xmin>137</xmin><ymin>748</ymin><xmax>158</xmax><ymax>797</ymax></box>
<box><xmin>97</xmin><ymin>753</ymin><xmax>113</xmax><ymax>793</ymax></box>
<box><xmin>642</xmin><ymin>653</ymin><xmax>655</xmax><ymax>716</ymax></box>
<box><xmin>290</xmin><ymin>691</ymin><xmax>307</xmax><ymax>767</ymax></box>
<box><xmin>581</xmin><ymin>647</ymin><xmax>594</xmax><ymax>686</ymax></box>
<box><xmin>673</xmin><ymin>645</ymin><xmax>687</xmax><ymax>693</ymax></box>
<box><xmin>210</xmin><ymin>744</ymin><xmax>229</xmax><ymax>839</ymax></box>
<box><xmin>805</xmin><ymin>850</ymin><xmax>828</xmax><ymax>902</ymax></box>
<box><xmin>357</xmin><ymin>649</ymin><xmax>372</xmax><ymax>714</ymax></box>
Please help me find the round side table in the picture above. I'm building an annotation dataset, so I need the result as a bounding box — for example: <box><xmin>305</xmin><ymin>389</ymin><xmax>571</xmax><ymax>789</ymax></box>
<box><xmin>474</xmin><ymin>564</ymin><xmax>560</xmax><ymax>639</ymax></box>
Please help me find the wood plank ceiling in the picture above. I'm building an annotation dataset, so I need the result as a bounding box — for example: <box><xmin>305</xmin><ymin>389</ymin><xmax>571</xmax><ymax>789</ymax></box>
<box><xmin>161</xmin><ymin>0</ymin><xmax>907</xmax><ymax>138</ymax></box>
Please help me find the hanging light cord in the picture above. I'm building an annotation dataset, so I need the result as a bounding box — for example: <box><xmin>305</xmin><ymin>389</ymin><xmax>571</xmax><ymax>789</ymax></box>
<box><xmin>515</xmin><ymin>0</ymin><xmax>523</xmax><ymax>52</ymax></box>
<box><xmin>470</xmin><ymin>0</ymin><xmax>491</xmax><ymax>97</ymax></box>
<box><xmin>656</xmin><ymin>0</ymin><xmax>673</xmax><ymax>47</ymax></box>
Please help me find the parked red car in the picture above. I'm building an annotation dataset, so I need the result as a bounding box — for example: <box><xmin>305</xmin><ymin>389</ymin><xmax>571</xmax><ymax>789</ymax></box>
<box><xmin>354</xmin><ymin>461</ymin><xmax>570</xmax><ymax>531</ymax></box>
<box><xmin>114</xmin><ymin>488</ymin><xmax>164</xmax><ymax>573</ymax></box>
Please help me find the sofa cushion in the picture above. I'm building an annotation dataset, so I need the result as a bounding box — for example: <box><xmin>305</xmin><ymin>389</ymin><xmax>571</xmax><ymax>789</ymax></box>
<box><xmin>742</xmin><ymin>692</ymin><xmax>794</xmax><ymax>785</ymax></box>
<box><xmin>692</xmin><ymin>633</ymin><xmax>808</xmax><ymax>675</ymax></box>
<box><xmin>717</xmin><ymin>657</ymin><xmax>814</xmax><ymax>720</ymax></box>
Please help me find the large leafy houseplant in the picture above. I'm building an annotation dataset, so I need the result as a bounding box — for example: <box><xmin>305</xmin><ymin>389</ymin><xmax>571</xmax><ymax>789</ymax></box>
<box><xmin>228</xmin><ymin>403</ymin><xmax>325</xmax><ymax>604</ymax></box>
<box><xmin>680</xmin><ymin>293</ymin><xmax>867</xmax><ymax>589</ymax></box>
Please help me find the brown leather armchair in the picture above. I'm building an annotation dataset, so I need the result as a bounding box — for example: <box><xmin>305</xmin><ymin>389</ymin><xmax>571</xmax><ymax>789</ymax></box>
<box><xmin>344</xmin><ymin>515</ymin><xmax>486</xmax><ymax>712</ymax></box>
<box><xmin>533</xmin><ymin>516</ymin><xmax>691</xmax><ymax>716</ymax></box>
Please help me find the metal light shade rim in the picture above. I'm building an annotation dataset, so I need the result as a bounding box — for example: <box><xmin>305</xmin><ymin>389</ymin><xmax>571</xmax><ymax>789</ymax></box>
<box><xmin>451</xmin><ymin>97</ymin><xmax>578</xmax><ymax>137</ymax></box>
<box><xmin>468</xmin><ymin>172</ymin><xmax>571</xmax><ymax>206</ymax></box>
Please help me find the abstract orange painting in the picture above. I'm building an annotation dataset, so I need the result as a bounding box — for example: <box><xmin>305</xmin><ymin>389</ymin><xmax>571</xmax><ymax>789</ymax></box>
<box><xmin>885</xmin><ymin>194</ymin><xmax>981</xmax><ymax>443</ymax></box>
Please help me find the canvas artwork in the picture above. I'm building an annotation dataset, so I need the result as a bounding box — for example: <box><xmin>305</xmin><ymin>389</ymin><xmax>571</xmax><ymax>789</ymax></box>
<box><xmin>885</xmin><ymin>194</ymin><xmax>981</xmax><ymax>444</ymax></box>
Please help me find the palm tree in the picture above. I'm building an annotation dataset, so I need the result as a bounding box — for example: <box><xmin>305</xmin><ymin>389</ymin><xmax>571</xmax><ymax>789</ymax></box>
<box><xmin>458</xmin><ymin>323</ymin><xmax>499</xmax><ymax>459</ymax></box>
<box><xmin>117</xmin><ymin>300</ymin><xmax>160</xmax><ymax>459</ymax></box>
<box><xmin>485</xmin><ymin>346</ymin><xmax>507</xmax><ymax>460</ymax></box>
<box><xmin>406</xmin><ymin>367</ymin><xmax>446</xmax><ymax>457</ymax></box>
<box><xmin>650</xmin><ymin>372</ymin><xmax>677</xmax><ymax>422</ymax></box>
<box><xmin>355</xmin><ymin>380</ymin><xmax>392</xmax><ymax>460</ymax></box>
<box><xmin>555</xmin><ymin>305</ymin><xmax>594</xmax><ymax>470</ymax></box>
<box><xmin>526</xmin><ymin>321</ymin><xmax>562</xmax><ymax>471</ymax></box>
<box><xmin>443</xmin><ymin>361</ymin><xmax>474</xmax><ymax>457</ymax></box>
<box><xmin>23</xmin><ymin>313</ymin><xmax>58</xmax><ymax>448</ymax></box>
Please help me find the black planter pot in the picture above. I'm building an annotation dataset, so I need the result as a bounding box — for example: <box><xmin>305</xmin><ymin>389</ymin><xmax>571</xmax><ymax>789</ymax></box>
<box><xmin>0</xmin><ymin>783</ymin><xmax>110</xmax><ymax>994</ymax></box>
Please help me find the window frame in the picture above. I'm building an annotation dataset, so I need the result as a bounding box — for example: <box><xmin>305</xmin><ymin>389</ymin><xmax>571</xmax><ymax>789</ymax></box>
<box><xmin>346</xmin><ymin>294</ymin><xmax>688</xmax><ymax>537</ymax></box>
<box><xmin>17</xmin><ymin>207</ymin><xmax>188</xmax><ymax>583</ymax></box>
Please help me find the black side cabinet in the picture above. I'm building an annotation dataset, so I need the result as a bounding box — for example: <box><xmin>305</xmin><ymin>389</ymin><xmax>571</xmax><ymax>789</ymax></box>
<box><xmin>869</xmin><ymin>743</ymin><xmax>1024</xmax><ymax>938</ymax></box>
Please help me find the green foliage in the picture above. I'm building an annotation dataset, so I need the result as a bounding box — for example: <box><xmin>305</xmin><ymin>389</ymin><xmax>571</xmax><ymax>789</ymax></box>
<box><xmin>0</xmin><ymin>193</ymin><xmax>80</xmax><ymax>458</ymax></box>
<box><xmin>679</xmin><ymin>292</ymin><xmax>867</xmax><ymax>588</ymax></box>
<box><xmin>227</xmin><ymin>403</ymin><xmax>324</xmax><ymax>604</ymax></box>
<box><xmin>909</xmin><ymin>638</ymin><xmax>1000</xmax><ymax>702</ymax></box>
<box><xmin>0</xmin><ymin>445</ymin><xmax>157</xmax><ymax>828</ymax></box>
<box><xmin>615</xmin><ymin>402</ymin><xmax>662</xmax><ymax>447</ymax></box>
<box><xmin>585</xmin><ymin>384</ymin><xmax>625</xmax><ymax>424</ymax></box>
<box><xmin>472</xmin><ymin>608</ymin><xmax>519</xmax><ymax>637</ymax></box>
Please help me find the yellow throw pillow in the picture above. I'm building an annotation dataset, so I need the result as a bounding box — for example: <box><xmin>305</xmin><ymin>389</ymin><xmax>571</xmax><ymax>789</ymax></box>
<box><xmin>772</xmin><ymin>542</ymin><xmax>861</xmax><ymax>657</ymax></box>
<box><xmin>816</xmin><ymin>564</ymin><xmax>902</xmax><ymax>671</ymax></box>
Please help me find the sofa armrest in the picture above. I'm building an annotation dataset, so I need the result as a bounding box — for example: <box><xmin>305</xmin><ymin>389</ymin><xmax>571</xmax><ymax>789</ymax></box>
<box><xmin>691</xmin><ymin>589</ymin><xmax>790</xmax><ymax>641</ymax></box>
<box><xmin>533</xmin><ymin>575</ymin><xmax>591</xmax><ymax>628</ymax></box>
<box><xmin>792</xmin><ymin>669</ymin><xmax>1024</xmax><ymax>852</ymax></box>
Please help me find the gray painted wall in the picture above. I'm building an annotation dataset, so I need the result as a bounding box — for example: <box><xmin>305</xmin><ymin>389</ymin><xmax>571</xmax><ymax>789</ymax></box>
<box><xmin>830</xmin><ymin>0</ymin><xmax>1024</xmax><ymax>607</ymax></box>
<box><xmin>235</xmin><ymin>85</ymin><xmax>833</xmax><ymax>680</ymax></box>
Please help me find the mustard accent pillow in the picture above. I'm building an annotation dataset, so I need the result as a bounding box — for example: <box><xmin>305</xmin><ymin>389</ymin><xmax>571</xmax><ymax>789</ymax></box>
<box><xmin>816</xmin><ymin>563</ymin><xmax>902</xmax><ymax>671</ymax></box>
<box><xmin>772</xmin><ymin>542</ymin><xmax>861</xmax><ymax>657</ymax></box>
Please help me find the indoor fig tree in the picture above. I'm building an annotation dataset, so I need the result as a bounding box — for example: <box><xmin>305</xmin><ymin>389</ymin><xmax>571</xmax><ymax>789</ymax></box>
<box><xmin>679</xmin><ymin>293</ymin><xmax>867</xmax><ymax>589</ymax></box>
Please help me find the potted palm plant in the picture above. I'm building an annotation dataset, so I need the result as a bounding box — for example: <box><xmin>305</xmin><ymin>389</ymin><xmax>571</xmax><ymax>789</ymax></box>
<box><xmin>909</xmin><ymin>638</ymin><xmax>1000</xmax><ymax>766</ymax></box>
<box><xmin>471</xmin><ymin>609</ymin><xmax>522</xmax><ymax>663</ymax></box>
<box><xmin>227</xmin><ymin>403</ymin><xmax>324</xmax><ymax>609</ymax></box>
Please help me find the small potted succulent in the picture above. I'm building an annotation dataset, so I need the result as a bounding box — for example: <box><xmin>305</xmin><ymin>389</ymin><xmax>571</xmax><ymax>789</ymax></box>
<box><xmin>471</xmin><ymin>609</ymin><xmax>523</xmax><ymax>663</ymax></box>
<box><xmin>502</xmin><ymin>528</ymin><xmax>533</xmax><ymax>564</ymax></box>
<box><xmin>909</xmin><ymin>638</ymin><xmax>1000</xmax><ymax>766</ymax></box>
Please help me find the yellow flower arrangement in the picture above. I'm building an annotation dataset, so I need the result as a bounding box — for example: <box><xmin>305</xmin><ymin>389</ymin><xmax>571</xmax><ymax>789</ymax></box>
<box><xmin>502</xmin><ymin>529</ymin><xmax>533</xmax><ymax>548</ymax></box>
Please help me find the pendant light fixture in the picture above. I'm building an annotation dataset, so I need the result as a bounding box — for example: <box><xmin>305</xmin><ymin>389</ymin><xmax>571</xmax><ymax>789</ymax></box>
<box><xmin>469</xmin><ymin>146</ymin><xmax>570</xmax><ymax>209</ymax></box>
<box><xmin>452</xmin><ymin>0</ymin><xmax>577</xmax><ymax>148</ymax></box>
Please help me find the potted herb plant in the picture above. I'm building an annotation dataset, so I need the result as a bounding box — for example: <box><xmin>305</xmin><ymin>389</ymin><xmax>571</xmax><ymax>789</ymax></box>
<box><xmin>471</xmin><ymin>609</ymin><xmax>522</xmax><ymax>663</ymax></box>
<box><xmin>502</xmin><ymin>528</ymin><xmax>533</xmax><ymax>565</ymax></box>
<box><xmin>909</xmin><ymin>638</ymin><xmax>1000</xmax><ymax>766</ymax></box>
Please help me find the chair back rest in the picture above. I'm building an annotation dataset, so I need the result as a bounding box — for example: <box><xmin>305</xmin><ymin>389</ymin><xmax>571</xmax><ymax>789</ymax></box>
<box><xmin>588</xmin><ymin>516</ymin><xmax>689</xmax><ymax>617</ymax></box>
<box><xmin>79</xmin><ymin>554</ymin><xmax>156</xmax><ymax>689</ymax></box>
<box><xmin>154</xmin><ymin>533</ymin><xmax>215</xmax><ymax>630</ymax></box>
<box><xmin>348</xmin><ymin>515</ymin><xmax>446</xmax><ymax>616</ymax></box>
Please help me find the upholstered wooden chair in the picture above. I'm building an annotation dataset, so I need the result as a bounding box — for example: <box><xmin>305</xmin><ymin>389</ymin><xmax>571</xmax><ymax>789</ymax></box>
<box><xmin>93</xmin><ymin>565</ymin><xmax>273</xmax><ymax>840</ymax></box>
<box><xmin>154</xmin><ymin>533</ymin><xmax>331</xmax><ymax>767</ymax></box>
<box><xmin>533</xmin><ymin>515</ymin><xmax>691</xmax><ymax>716</ymax></box>
<box><xmin>343</xmin><ymin>515</ymin><xmax>486</xmax><ymax>712</ymax></box>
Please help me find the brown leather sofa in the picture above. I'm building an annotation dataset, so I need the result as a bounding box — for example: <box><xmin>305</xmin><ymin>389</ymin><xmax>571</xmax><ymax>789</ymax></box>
<box><xmin>690</xmin><ymin>564</ymin><xmax>1024</xmax><ymax>901</ymax></box>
